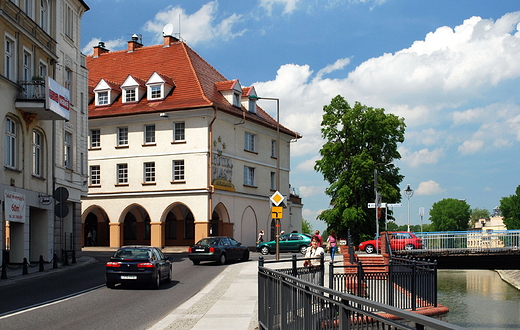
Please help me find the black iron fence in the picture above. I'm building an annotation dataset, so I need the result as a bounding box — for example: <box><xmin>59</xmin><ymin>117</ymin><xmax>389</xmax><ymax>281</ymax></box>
<box><xmin>258</xmin><ymin>265</ymin><xmax>465</xmax><ymax>330</ymax></box>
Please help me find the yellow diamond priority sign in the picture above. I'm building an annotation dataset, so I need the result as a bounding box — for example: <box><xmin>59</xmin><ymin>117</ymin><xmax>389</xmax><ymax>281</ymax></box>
<box><xmin>270</xmin><ymin>191</ymin><xmax>284</xmax><ymax>206</ymax></box>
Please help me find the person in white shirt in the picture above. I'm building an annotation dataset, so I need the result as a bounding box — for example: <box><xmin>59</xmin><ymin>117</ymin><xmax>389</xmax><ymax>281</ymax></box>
<box><xmin>304</xmin><ymin>235</ymin><xmax>324</xmax><ymax>267</ymax></box>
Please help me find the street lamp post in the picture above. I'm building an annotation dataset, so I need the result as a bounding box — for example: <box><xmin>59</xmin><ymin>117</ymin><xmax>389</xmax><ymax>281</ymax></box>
<box><xmin>403</xmin><ymin>184</ymin><xmax>414</xmax><ymax>232</ymax></box>
<box><xmin>251</xmin><ymin>96</ymin><xmax>281</xmax><ymax>259</ymax></box>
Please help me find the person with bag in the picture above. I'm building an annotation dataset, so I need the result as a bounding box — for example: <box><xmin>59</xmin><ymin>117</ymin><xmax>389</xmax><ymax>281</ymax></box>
<box><xmin>257</xmin><ymin>230</ymin><xmax>264</xmax><ymax>244</ymax></box>
<box><xmin>326</xmin><ymin>230</ymin><xmax>338</xmax><ymax>262</ymax></box>
<box><xmin>304</xmin><ymin>235</ymin><xmax>324</xmax><ymax>267</ymax></box>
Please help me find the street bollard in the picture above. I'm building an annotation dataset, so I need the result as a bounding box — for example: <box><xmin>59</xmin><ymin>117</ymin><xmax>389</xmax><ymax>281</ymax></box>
<box><xmin>1</xmin><ymin>261</ymin><xmax>7</xmax><ymax>279</ymax></box>
<box><xmin>39</xmin><ymin>255</ymin><xmax>45</xmax><ymax>272</ymax></box>
<box><xmin>22</xmin><ymin>257</ymin><xmax>29</xmax><ymax>275</ymax></box>
<box><xmin>53</xmin><ymin>253</ymin><xmax>58</xmax><ymax>269</ymax></box>
<box><xmin>71</xmin><ymin>250</ymin><xmax>76</xmax><ymax>264</ymax></box>
<box><xmin>62</xmin><ymin>250</ymin><xmax>69</xmax><ymax>266</ymax></box>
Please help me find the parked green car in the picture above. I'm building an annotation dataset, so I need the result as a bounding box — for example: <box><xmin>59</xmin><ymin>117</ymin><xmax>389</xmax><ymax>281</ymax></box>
<box><xmin>256</xmin><ymin>233</ymin><xmax>312</xmax><ymax>255</ymax></box>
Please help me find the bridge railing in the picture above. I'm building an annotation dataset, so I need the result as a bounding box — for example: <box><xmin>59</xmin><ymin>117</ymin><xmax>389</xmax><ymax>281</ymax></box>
<box><xmin>258</xmin><ymin>262</ymin><xmax>464</xmax><ymax>330</ymax></box>
<box><xmin>415</xmin><ymin>230</ymin><xmax>520</xmax><ymax>252</ymax></box>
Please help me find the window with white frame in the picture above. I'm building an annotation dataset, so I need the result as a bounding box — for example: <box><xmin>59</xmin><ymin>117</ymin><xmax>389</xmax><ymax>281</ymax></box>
<box><xmin>64</xmin><ymin>67</ymin><xmax>73</xmax><ymax>92</ymax></box>
<box><xmin>5</xmin><ymin>35</ymin><xmax>15</xmax><ymax>81</ymax></box>
<box><xmin>271</xmin><ymin>139</ymin><xmax>277</xmax><ymax>158</ymax></box>
<box><xmin>144</xmin><ymin>125</ymin><xmax>155</xmax><ymax>144</ymax></box>
<box><xmin>270</xmin><ymin>171</ymin><xmax>276</xmax><ymax>190</ymax></box>
<box><xmin>90</xmin><ymin>129</ymin><xmax>100</xmax><ymax>148</ymax></box>
<box><xmin>233</xmin><ymin>92</ymin><xmax>240</xmax><ymax>107</ymax></box>
<box><xmin>65</xmin><ymin>5</ymin><xmax>73</xmax><ymax>39</ymax></box>
<box><xmin>32</xmin><ymin>130</ymin><xmax>43</xmax><ymax>176</ymax></box>
<box><xmin>244</xmin><ymin>166</ymin><xmax>255</xmax><ymax>186</ymax></box>
<box><xmin>117</xmin><ymin>127</ymin><xmax>128</xmax><ymax>146</ymax></box>
<box><xmin>5</xmin><ymin>117</ymin><xmax>17</xmax><ymax>168</ymax></box>
<box><xmin>90</xmin><ymin>165</ymin><xmax>100</xmax><ymax>185</ymax></box>
<box><xmin>117</xmin><ymin>163</ymin><xmax>128</xmax><ymax>184</ymax></box>
<box><xmin>39</xmin><ymin>61</ymin><xmax>47</xmax><ymax>78</ymax></box>
<box><xmin>23</xmin><ymin>49</ymin><xmax>32</xmax><ymax>81</ymax></box>
<box><xmin>64</xmin><ymin>132</ymin><xmax>72</xmax><ymax>169</ymax></box>
<box><xmin>173</xmin><ymin>122</ymin><xmax>185</xmax><ymax>142</ymax></box>
<box><xmin>97</xmin><ymin>91</ymin><xmax>108</xmax><ymax>105</ymax></box>
<box><xmin>172</xmin><ymin>160</ymin><xmax>185</xmax><ymax>181</ymax></box>
<box><xmin>149</xmin><ymin>84</ymin><xmax>162</xmax><ymax>99</ymax></box>
<box><xmin>124</xmin><ymin>88</ymin><xmax>136</xmax><ymax>102</ymax></box>
<box><xmin>143</xmin><ymin>162</ymin><xmax>155</xmax><ymax>183</ymax></box>
<box><xmin>245</xmin><ymin>132</ymin><xmax>256</xmax><ymax>152</ymax></box>
<box><xmin>24</xmin><ymin>0</ymin><xmax>33</xmax><ymax>19</ymax></box>
<box><xmin>40</xmin><ymin>0</ymin><xmax>49</xmax><ymax>32</ymax></box>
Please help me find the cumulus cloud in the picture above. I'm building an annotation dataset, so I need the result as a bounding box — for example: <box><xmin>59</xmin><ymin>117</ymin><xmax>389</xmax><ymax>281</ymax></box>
<box><xmin>295</xmin><ymin>155</ymin><xmax>320</xmax><ymax>172</ymax></box>
<box><xmin>299</xmin><ymin>185</ymin><xmax>326</xmax><ymax>198</ymax></box>
<box><xmin>259</xmin><ymin>0</ymin><xmax>301</xmax><ymax>15</ymax></box>
<box><xmin>416</xmin><ymin>180</ymin><xmax>445</xmax><ymax>195</ymax></box>
<box><xmin>399</xmin><ymin>147</ymin><xmax>445</xmax><ymax>167</ymax></box>
<box><xmin>143</xmin><ymin>2</ymin><xmax>246</xmax><ymax>45</ymax></box>
<box><xmin>458</xmin><ymin>139</ymin><xmax>484</xmax><ymax>155</ymax></box>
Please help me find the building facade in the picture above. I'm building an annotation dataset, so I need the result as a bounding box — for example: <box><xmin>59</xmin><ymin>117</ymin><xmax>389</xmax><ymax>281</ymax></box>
<box><xmin>83</xmin><ymin>34</ymin><xmax>303</xmax><ymax>248</ymax></box>
<box><xmin>0</xmin><ymin>0</ymin><xmax>89</xmax><ymax>263</ymax></box>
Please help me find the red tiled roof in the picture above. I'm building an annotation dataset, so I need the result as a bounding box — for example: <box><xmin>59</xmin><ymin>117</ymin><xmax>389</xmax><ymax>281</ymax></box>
<box><xmin>86</xmin><ymin>41</ymin><xmax>300</xmax><ymax>138</ymax></box>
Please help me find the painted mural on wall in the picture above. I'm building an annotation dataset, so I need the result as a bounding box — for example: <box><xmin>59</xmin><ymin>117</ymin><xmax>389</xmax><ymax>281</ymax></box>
<box><xmin>212</xmin><ymin>136</ymin><xmax>235</xmax><ymax>191</ymax></box>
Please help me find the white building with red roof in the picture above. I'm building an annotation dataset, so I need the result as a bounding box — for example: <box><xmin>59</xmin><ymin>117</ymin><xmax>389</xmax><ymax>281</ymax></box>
<box><xmin>82</xmin><ymin>34</ymin><xmax>302</xmax><ymax>248</ymax></box>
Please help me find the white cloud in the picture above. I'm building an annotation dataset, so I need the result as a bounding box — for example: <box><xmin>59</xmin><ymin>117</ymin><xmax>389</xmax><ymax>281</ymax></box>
<box><xmin>143</xmin><ymin>2</ymin><xmax>245</xmax><ymax>46</ymax></box>
<box><xmin>416</xmin><ymin>180</ymin><xmax>445</xmax><ymax>195</ymax></box>
<box><xmin>259</xmin><ymin>0</ymin><xmax>301</xmax><ymax>15</ymax></box>
<box><xmin>399</xmin><ymin>147</ymin><xmax>445</xmax><ymax>167</ymax></box>
<box><xmin>315</xmin><ymin>58</ymin><xmax>350</xmax><ymax>80</ymax></box>
<box><xmin>295</xmin><ymin>155</ymin><xmax>320</xmax><ymax>172</ymax></box>
<box><xmin>82</xmin><ymin>37</ymin><xmax>125</xmax><ymax>55</ymax></box>
<box><xmin>458</xmin><ymin>139</ymin><xmax>484</xmax><ymax>155</ymax></box>
<box><xmin>299</xmin><ymin>185</ymin><xmax>326</xmax><ymax>198</ymax></box>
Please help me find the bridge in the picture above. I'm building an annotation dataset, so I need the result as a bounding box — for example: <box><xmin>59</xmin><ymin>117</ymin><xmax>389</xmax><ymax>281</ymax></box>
<box><xmin>392</xmin><ymin>230</ymin><xmax>520</xmax><ymax>269</ymax></box>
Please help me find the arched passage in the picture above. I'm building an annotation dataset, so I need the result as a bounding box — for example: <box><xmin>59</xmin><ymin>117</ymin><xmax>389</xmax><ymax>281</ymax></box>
<box><xmin>241</xmin><ymin>206</ymin><xmax>257</xmax><ymax>247</ymax></box>
<box><xmin>82</xmin><ymin>206</ymin><xmax>109</xmax><ymax>247</ymax></box>
<box><xmin>121</xmin><ymin>204</ymin><xmax>151</xmax><ymax>246</ymax></box>
<box><xmin>163</xmin><ymin>203</ymin><xmax>196</xmax><ymax>246</ymax></box>
<box><xmin>212</xmin><ymin>202</ymin><xmax>232</xmax><ymax>237</ymax></box>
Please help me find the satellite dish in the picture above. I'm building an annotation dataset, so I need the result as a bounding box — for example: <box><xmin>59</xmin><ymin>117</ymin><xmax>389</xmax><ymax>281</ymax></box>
<box><xmin>163</xmin><ymin>23</ymin><xmax>174</xmax><ymax>37</ymax></box>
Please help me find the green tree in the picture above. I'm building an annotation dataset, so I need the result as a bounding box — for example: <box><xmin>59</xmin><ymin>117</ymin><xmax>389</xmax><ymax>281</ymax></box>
<box><xmin>429</xmin><ymin>198</ymin><xmax>471</xmax><ymax>231</ymax></box>
<box><xmin>301</xmin><ymin>219</ymin><xmax>313</xmax><ymax>234</ymax></box>
<box><xmin>500</xmin><ymin>185</ymin><xmax>520</xmax><ymax>229</ymax></box>
<box><xmin>469</xmin><ymin>207</ymin><xmax>490</xmax><ymax>227</ymax></box>
<box><xmin>314</xmin><ymin>96</ymin><xmax>405</xmax><ymax>243</ymax></box>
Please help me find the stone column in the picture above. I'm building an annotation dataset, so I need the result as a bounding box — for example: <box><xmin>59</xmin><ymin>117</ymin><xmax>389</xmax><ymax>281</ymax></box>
<box><xmin>150</xmin><ymin>222</ymin><xmax>164</xmax><ymax>248</ymax></box>
<box><xmin>109</xmin><ymin>222</ymin><xmax>122</xmax><ymax>248</ymax></box>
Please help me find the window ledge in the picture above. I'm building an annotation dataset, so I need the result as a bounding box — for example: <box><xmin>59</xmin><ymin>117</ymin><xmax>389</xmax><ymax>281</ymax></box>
<box><xmin>115</xmin><ymin>145</ymin><xmax>129</xmax><ymax>149</ymax></box>
<box><xmin>244</xmin><ymin>149</ymin><xmax>258</xmax><ymax>155</ymax></box>
<box><xmin>170</xmin><ymin>180</ymin><xmax>186</xmax><ymax>184</ymax></box>
<box><xmin>4</xmin><ymin>166</ymin><xmax>21</xmax><ymax>173</ymax></box>
<box><xmin>115</xmin><ymin>183</ymin><xmax>129</xmax><ymax>187</ymax></box>
<box><xmin>243</xmin><ymin>184</ymin><xmax>257</xmax><ymax>188</ymax></box>
<box><xmin>142</xmin><ymin>182</ymin><xmax>156</xmax><ymax>186</ymax></box>
<box><xmin>88</xmin><ymin>147</ymin><xmax>101</xmax><ymax>151</ymax></box>
<box><xmin>31</xmin><ymin>174</ymin><xmax>46</xmax><ymax>181</ymax></box>
<box><xmin>171</xmin><ymin>141</ymin><xmax>186</xmax><ymax>145</ymax></box>
<box><xmin>142</xmin><ymin>143</ymin><xmax>157</xmax><ymax>147</ymax></box>
<box><xmin>88</xmin><ymin>184</ymin><xmax>101</xmax><ymax>188</ymax></box>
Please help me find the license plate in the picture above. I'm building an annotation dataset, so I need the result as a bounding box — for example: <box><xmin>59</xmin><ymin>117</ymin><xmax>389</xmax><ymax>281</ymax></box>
<box><xmin>121</xmin><ymin>275</ymin><xmax>137</xmax><ymax>280</ymax></box>
<box><xmin>195</xmin><ymin>249</ymin><xmax>205</xmax><ymax>252</ymax></box>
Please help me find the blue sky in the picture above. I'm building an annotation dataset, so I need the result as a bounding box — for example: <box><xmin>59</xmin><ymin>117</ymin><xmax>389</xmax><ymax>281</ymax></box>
<box><xmin>82</xmin><ymin>0</ymin><xmax>520</xmax><ymax>233</ymax></box>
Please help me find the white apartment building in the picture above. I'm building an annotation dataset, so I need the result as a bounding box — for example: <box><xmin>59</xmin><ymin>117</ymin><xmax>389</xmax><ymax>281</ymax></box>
<box><xmin>83</xmin><ymin>34</ymin><xmax>303</xmax><ymax>248</ymax></box>
<box><xmin>0</xmin><ymin>0</ymin><xmax>89</xmax><ymax>263</ymax></box>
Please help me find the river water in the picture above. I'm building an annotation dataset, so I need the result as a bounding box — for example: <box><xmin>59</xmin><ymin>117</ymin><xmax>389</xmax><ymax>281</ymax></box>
<box><xmin>438</xmin><ymin>270</ymin><xmax>520</xmax><ymax>329</ymax></box>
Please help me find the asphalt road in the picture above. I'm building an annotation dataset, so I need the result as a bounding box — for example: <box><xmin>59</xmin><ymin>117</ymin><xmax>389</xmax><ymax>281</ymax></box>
<box><xmin>0</xmin><ymin>251</ymin><xmax>227</xmax><ymax>330</ymax></box>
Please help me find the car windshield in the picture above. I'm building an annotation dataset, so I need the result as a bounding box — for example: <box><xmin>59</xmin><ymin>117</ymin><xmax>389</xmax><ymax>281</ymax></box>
<box><xmin>114</xmin><ymin>248</ymin><xmax>151</xmax><ymax>259</ymax></box>
<box><xmin>196</xmin><ymin>238</ymin><xmax>220</xmax><ymax>246</ymax></box>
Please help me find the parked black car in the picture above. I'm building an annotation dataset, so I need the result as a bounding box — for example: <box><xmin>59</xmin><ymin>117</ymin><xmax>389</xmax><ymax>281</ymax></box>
<box><xmin>188</xmin><ymin>236</ymin><xmax>249</xmax><ymax>265</ymax></box>
<box><xmin>105</xmin><ymin>246</ymin><xmax>172</xmax><ymax>289</ymax></box>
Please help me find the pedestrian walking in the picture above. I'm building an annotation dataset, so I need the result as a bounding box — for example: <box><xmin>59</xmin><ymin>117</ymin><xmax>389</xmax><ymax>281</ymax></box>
<box><xmin>257</xmin><ymin>230</ymin><xmax>264</xmax><ymax>244</ymax></box>
<box><xmin>326</xmin><ymin>230</ymin><xmax>338</xmax><ymax>262</ymax></box>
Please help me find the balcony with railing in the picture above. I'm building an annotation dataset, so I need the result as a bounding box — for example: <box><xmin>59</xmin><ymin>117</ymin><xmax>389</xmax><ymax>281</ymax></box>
<box><xmin>15</xmin><ymin>78</ymin><xmax>69</xmax><ymax>120</ymax></box>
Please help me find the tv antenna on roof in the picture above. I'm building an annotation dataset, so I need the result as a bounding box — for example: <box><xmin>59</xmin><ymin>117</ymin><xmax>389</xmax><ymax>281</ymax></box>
<box><xmin>162</xmin><ymin>23</ymin><xmax>174</xmax><ymax>37</ymax></box>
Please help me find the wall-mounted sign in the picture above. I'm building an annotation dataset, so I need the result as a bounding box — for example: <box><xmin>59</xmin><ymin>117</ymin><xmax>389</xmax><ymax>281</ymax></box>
<box><xmin>4</xmin><ymin>190</ymin><xmax>26</xmax><ymax>223</ymax></box>
<box><xmin>46</xmin><ymin>76</ymin><xmax>70</xmax><ymax>121</ymax></box>
<box><xmin>40</xmin><ymin>197</ymin><xmax>52</xmax><ymax>205</ymax></box>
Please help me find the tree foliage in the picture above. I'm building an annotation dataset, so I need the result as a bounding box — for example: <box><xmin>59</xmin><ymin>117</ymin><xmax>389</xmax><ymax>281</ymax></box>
<box><xmin>301</xmin><ymin>219</ymin><xmax>313</xmax><ymax>234</ymax></box>
<box><xmin>314</xmin><ymin>96</ymin><xmax>405</xmax><ymax>243</ymax></box>
<box><xmin>500</xmin><ymin>185</ymin><xmax>520</xmax><ymax>229</ymax></box>
<box><xmin>429</xmin><ymin>198</ymin><xmax>471</xmax><ymax>231</ymax></box>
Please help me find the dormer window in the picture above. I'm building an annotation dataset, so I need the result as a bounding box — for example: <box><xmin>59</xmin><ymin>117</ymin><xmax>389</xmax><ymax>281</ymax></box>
<box><xmin>146</xmin><ymin>72</ymin><xmax>174</xmax><ymax>101</ymax></box>
<box><xmin>121</xmin><ymin>75</ymin><xmax>146</xmax><ymax>103</ymax></box>
<box><xmin>216</xmin><ymin>79</ymin><xmax>243</xmax><ymax>109</ymax></box>
<box><xmin>98</xmin><ymin>92</ymin><xmax>109</xmax><ymax>105</ymax></box>
<box><xmin>233</xmin><ymin>92</ymin><xmax>240</xmax><ymax>107</ymax></box>
<box><xmin>93</xmin><ymin>79</ymin><xmax>121</xmax><ymax>106</ymax></box>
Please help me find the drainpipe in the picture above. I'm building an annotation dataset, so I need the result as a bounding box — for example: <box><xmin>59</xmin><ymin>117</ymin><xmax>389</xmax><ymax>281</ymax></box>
<box><xmin>208</xmin><ymin>106</ymin><xmax>217</xmax><ymax>236</ymax></box>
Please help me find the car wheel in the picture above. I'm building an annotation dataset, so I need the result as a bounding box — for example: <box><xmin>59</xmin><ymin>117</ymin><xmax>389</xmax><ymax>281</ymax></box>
<box><xmin>192</xmin><ymin>260</ymin><xmax>200</xmax><ymax>265</ymax></box>
<box><xmin>166</xmin><ymin>266</ymin><xmax>172</xmax><ymax>283</ymax></box>
<box><xmin>242</xmin><ymin>249</ymin><xmax>250</xmax><ymax>261</ymax></box>
<box><xmin>218</xmin><ymin>253</ymin><xmax>226</xmax><ymax>265</ymax></box>
<box><xmin>299</xmin><ymin>245</ymin><xmax>308</xmax><ymax>255</ymax></box>
<box><xmin>365</xmin><ymin>244</ymin><xmax>375</xmax><ymax>254</ymax></box>
<box><xmin>405</xmin><ymin>244</ymin><xmax>414</xmax><ymax>251</ymax></box>
<box><xmin>152</xmin><ymin>271</ymin><xmax>160</xmax><ymax>289</ymax></box>
<box><xmin>106</xmin><ymin>281</ymin><xmax>115</xmax><ymax>289</ymax></box>
<box><xmin>260</xmin><ymin>246</ymin><xmax>270</xmax><ymax>255</ymax></box>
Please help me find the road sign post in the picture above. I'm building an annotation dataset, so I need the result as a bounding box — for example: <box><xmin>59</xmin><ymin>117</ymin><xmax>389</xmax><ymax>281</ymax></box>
<box><xmin>270</xmin><ymin>191</ymin><xmax>285</xmax><ymax>260</ymax></box>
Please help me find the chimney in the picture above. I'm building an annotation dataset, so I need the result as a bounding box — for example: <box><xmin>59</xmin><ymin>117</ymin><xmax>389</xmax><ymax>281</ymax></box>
<box><xmin>128</xmin><ymin>34</ymin><xmax>143</xmax><ymax>52</ymax></box>
<box><xmin>163</xmin><ymin>35</ymin><xmax>179</xmax><ymax>46</ymax></box>
<box><xmin>93</xmin><ymin>42</ymin><xmax>109</xmax><ymax>57</ymax></box>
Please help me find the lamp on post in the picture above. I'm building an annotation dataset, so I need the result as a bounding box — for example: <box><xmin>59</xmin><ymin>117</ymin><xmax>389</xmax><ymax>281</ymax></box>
<box><xmin>250</xmin><ymin>95</ymin><xmax>281</xmax><ymax>259</ymax></box>
<box><xmin>403</xmin><ymin>184</ymin><xmax>414</xmax><ymax>232</ymax></box>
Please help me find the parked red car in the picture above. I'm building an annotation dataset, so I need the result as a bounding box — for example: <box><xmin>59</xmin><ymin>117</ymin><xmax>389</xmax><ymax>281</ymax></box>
<box><xmin>358</xmin><ymin>232</ymin><xmax>423</xmax><ymax>254</ymax></box>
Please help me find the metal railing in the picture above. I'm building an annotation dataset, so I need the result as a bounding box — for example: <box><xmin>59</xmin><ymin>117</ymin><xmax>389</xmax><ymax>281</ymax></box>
<box><xmin>18</xmin><ymin>79</ymin><xmax>46</xmax><ymax>100</ymax></box>
<box><xmin>258</xmin><ymin>265</ymin><xmax>465</xmax><ymax>330</ymax></box>
<box><xmin>415</xmin><ymin>230</ymin><xmax>520</xmax><ymax>253</ymax></box>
